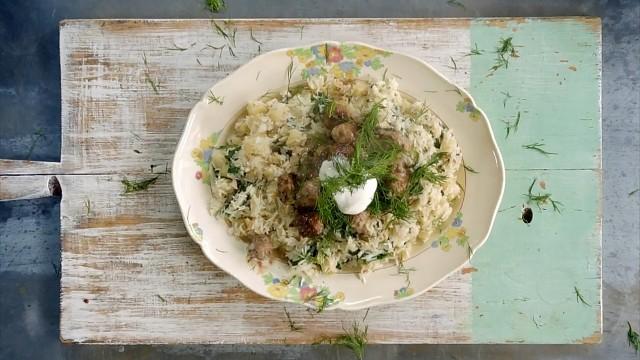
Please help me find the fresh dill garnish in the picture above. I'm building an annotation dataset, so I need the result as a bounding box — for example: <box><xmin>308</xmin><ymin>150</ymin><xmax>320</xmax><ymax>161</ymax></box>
<box><xmin>574</xmin><ymin>286</ymin><xmax>591</xmax><ymax>307</ymax></box>
<box><xmin>83</xmin><ymin>199</ymin><xmax>91</xmax><ymax>215</ymax></box>
<box><xmin>465</xmin><ymin>43</ymin><xmax>483</xmax><ymax>56</ymax></box>
<box><xmin>284</xmin><ymin>58</ymin><xmax>296</xmax><ymax>102</ymax></box>
<box><xmin>448</xmin><ymin>56</ymin><xmax>458</xmax><ymax>71</ymax></box>
<box><xmin>502</xmin><ymin>111</ymin><xmax>521</xmax><ymax>139</ymax></box>
<box><xmin>212</xmin><ymin>20</ymin><xmax>237</xmax><ymax>54</ymax></box>
<box><xmin>464</xmin><ymin>164</ymin><xmax>478</xmax><ymax>174</ymax></box>
<box><xmin>142</xmin><ymin>52</ymin><xmax>160</xmax><ymax>94</ymax></box>
<box><xmin>500</xmin><ymin>91</ymin><xmax>512</xmax><ymax>108</ymax></box>
<box><xmin>26</xmin><ymin>128</ymin><xmax>46</xmax><ymax>160</ymax></box>
<box><xmin>205</xmin><ymin>0</ymin><xmax>225</xmax><ymax>13</ymax></box>
<box><xmin>165</xmin><ymin>41</ymin><xmax>195</xmax><ymax>51</ymax></box>
<box><xmin>156</xmin><ymin>294</ymin><xmax>167</xmax><ymax>302</ymax></box>
<box><xmin>489</xmin><ymin>37</ymin><xmax>519</xmax><ymax>75</ymax></box>
<box><xmin>121</xmin><ymin>176</ymin><xmax>159</xmax><ymax>194</ymax></box>
<box><xmin>524</xmin><ymin>178</ymin><xmax>563</xmax><ymax>213</ymax></box>
<box><xmin>446</xmin><ymin>0</ymin><xmax>466</xmax><ymax>10</ymax></box>
<box><xmin>250</xmin><ymin>28</ymin><xmax>263</xmax><ymax>53</ymax></box>
<box><xmin>628</xmin><ymin>322</ymin><xmax>640</xmax><ymax>353</ymax></box>
<box><xmin>283</xmin><ymin>306</ymin><xmax>302</xmax><ymax>331</ymax></box>
<box><xmin>311</xmin><ymin>92</ymin><xmax>336</xmax><ymax>118</ymax></box>
<box><xmin>628</xmin><ymin>188</ymin><xmax>639</xmax><ymax>197</ymax></box>
<box><xmin>522</xmin><ymin>142</ymin><xmax>557</xmax><ymax>156</ymax></box>
<box><xmin>207</xmin><ymin>90</ymin><xmax>224</xmax><ymax>105</ymax></box>
<box><xmin>333</xmin><ymin>322</ymin><xmax>368</xmax><ymax>360</ymax></box>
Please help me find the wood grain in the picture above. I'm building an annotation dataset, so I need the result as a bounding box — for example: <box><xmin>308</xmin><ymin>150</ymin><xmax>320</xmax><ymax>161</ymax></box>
<box><xmin>52</xmin><ymin>18</ymin><xmax>474</xmax><ymax>344</ymax></box>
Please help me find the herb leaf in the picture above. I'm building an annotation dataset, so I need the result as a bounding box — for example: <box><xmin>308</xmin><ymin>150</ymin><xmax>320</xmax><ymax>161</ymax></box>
<box><xmin>522</xmin><ymin>142</ymin><xmax>557</xmax><ymax>156</ymax></box>
<box><xmin>628</xmin><ymin>322</ymin><xmax>640</xmax><ymax>353</ymax></box>
<box><xmin>318</xmin><ymin>322</ymin><xmax>368</xmax><ymax>360</ymax></box>
<box><xmin>121</xmin><ymin>176</ymin><xmax>159</xmax><ymax>194</ymax></box>
<box><xmin>205</xmin><ymin>0</ymin><xmax>225</xmax><ymax>13</ymax></box>
<box><xmin>502</xmin><ymin>111</ymin><xmax>521</xmax><ymax>139</ymax></box>
<box><xmin>207</xmin><ymin>90</ymin><xmax>224</xmax><ymax>105</ymax></box>
<box><xmin>524</xmin><ymin>178</ymin><xmax>563</xmax><ymax>213</ymax></box>
<box><xmin>574</xmin><ymin>286</ymin><xmax>591</xmax><ymax>307</ymax></box>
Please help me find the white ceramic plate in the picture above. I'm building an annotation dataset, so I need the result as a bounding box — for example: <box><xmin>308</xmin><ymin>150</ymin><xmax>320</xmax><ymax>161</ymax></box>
<box><xmin>172</xmin><ymin>41</ymin><xmax>504</xmax><ymax>310</ymax></box>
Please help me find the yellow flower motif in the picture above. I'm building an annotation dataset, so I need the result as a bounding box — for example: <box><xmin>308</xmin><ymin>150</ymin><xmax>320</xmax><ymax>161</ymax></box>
<box><xmin>334</xmin><ymin>291</ymin><xmax>345</xmax><ymax>302</ymax></box>
<box><xmin>355</xmin><ymin>46</ymin><xmax>378</xmax><ymax>60</ymax></box>
<box><xmin>267</xmin><ymin>284</ymin><xmax>288</xmax><ymax>299</ymax></box>
<box><xmin>441</xmin><ymin>242</ymin><xmax>452</xmax><ymax>252</ymax></box>
<box><xmin>199</xmin><ymin>137</ymin><xmax>215</xmax><ymax>150</ymax></box>
<box><xmin>191</xmin><ymin>148</ymin><xmax>203</xmax><ymax>160</ymax></box>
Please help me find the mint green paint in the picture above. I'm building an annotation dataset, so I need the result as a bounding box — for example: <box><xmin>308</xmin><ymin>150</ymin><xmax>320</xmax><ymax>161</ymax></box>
<box><xmin>469</xmin><ymin>19</ymin><xmax>601</xmax><ymax>343</ymax></box>
<box><xmin>469</xmin><ymin>19</ymin><xmax>601</xmax><ymax>170</ymax></box>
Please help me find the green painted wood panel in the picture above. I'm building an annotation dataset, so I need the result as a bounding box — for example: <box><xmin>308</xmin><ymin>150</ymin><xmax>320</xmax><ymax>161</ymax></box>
<box><xmin>469</xmin><ymin>18</ymin><xmax>602</xmax><ymax>343</ymax></box>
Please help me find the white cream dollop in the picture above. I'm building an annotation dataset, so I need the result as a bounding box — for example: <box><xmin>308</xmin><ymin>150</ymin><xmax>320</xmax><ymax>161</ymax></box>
<box><xmin>319</xmin><ymin>159</ymin><xmax>378</xmax><ymax>215</ymax></box>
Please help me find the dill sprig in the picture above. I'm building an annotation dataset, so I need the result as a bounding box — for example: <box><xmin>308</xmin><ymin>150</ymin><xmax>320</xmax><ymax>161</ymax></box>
<box><xmin>212</xmin><ymin>20</ymin><xmax>237</xmax><ymax>56</ymax></box>
<box><xmin>26</xmin><ymin>128</ymin><xmax>46</xmax><ymax>160</ymax></box>
<box><xmin>574</xmin><ymin>286</ymin><xmax>591</xmax><ymax>307</ymax></box>
<box><xmin>522</xmin><ymin>142</ymin><xmax>557</xmax><ymax>156</ymax></box>
<box><xmin>250</xmin><ymin>28</ymin><xmax>263</xmax><ymax>53</ymax></box>
<box><xmin>524</xmin><ymin>178</ymin><xmax>563</xmax><ymax>213</ymax></box>
<box><xmin>502</xmin><ymin>111</ymin><xmax>521</xmax><ymax>139</ymax></box>
<box><xmin>489</xmin><ymin>37</ymin><xmax>519</xmax><ymax>75</ymax></box>
<box><xmin>207</xmin><ymin>90</ymin><xmax>224</xmax><ymax>105</ymax></box>
<box><xmin>121</xmin><ymin>176</ymin><xmax>159</xmax><ymax>194</ymax></box>
<box><xmin>465</xmin><ymin>43</ymin><xmax>483</xmax><ymax>56</ymax></box>
<box><xmin>142</xmin><ymin>52</ymin><xmax>160</xmax><ymax>94</ymax></box>
<box><xmin>285</xmin><ymin>58</ymin><xmax>296</xmax><ymax>102</ymax></box>
<box><xmin>311</xmin><ymin>93</ymin><xmax>336</xmax><ymax>119</ymax></box>
<box><xmin>629</xmin><ymin>188</ymin><xmax>639</xmax><ymax>197</ymax></box>
<box><xmin>446</xmin><ymin>0</ymin><xmax>466</xmax><ymax>10</ymax></box>
<box><xmin>319</xmin><ymin>322</ymin><xmax>368</xmax><ymax>360</ymax></box>
<box><xmin>205</xmin><ymin>0</ymin><xmax>225</xmax><ymax>13</ymax></box>
<box><xmin>464</xmin><ymin>164</ymin><xmax>478</xmax><ymax>174</ymax></box>
<box><xmin>283</xmin><ymin>306</ymin><xmax>302</xmax><ymax>331</ymax></box>
<box><xmin>628</xmin><ymin>322</ymin><xmax>640</xmax><ymax>353</ymax></box>
<box><xmin>500</xmin><ymin>91</ymin><xmax>512</xmax><ymax>108</ymax></box>
<box><xmin>448</xmin><ymin>56</ymin><xmax>458</xmax><ymax>71</ymax></box>
<box><xmin>165</xmin><ymin>41</ymin><xmax>195</xmax><ymax>51</ymax></box>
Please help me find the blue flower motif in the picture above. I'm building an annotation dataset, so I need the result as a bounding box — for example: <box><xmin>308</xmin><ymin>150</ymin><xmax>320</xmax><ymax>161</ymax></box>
<box><xmin>272</xmin><ymin>278</ymin><xmax>280</xmax><ymax>284</ymax></box>
<box><xmin>364</xmin><ymin>59</ymin><xmax>372</xmax><ymax>66</ymax></box>
<box><xmin>339</xmin><ymin>61</ymin><xmax>356</xmax><ymax>71</ymax></box>
<box><xmin>311</xmin><ymin>46</ymin><xmax>323</xmax><ymax>60</ymax></box>
<box><xmin>452</xmin><ymin>217</ymin><xmax>462</xmax><ymax>227</ymax></box>
<box><xmin>307</xmin><ymin>67</ymin><xmax>320</xmax><ymax>76</ymax></box>
<box><xmin>465</xmin><ymin>103</ymin><xmax>475</xmax><ymax>112</ymax></box>
<box><xmin>203</xmin><ymin>149</ymin><xmax>213</xmax><ymax>163</ymax></box>
<box><xmin>431</xmin><ymin>241</ymin><xmax>439</xmax><ymax>248</ymax></box>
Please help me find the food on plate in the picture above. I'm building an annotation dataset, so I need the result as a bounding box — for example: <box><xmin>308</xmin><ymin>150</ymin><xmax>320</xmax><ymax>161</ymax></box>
<box><xmin>208</xmin><ymin>75</ymin><xmax>462</xmax><ymax>274</ymax></box>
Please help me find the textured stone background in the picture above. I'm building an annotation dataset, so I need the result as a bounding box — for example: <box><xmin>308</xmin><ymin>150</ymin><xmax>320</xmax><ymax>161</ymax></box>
<box><xmin>1</xmin><ymin>0</ymin><xmax>638</xmax><ymax>359</ymax></box>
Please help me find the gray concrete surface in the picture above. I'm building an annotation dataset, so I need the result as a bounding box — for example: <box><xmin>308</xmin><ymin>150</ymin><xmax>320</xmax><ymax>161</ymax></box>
<box><xmin>1</xmin><ymin>0</ymin><xmax>638</xmax><ymax>359</ymax></box>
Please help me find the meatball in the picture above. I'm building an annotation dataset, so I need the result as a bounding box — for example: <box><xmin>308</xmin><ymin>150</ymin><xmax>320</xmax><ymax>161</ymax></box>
<box><xmin>388</xmin><ymin>159</ymin><xmax>410</xmax><ymax>194</ymax></box>
<box><xmin>331</xmin><ymin>143</ymin><xmax>355</xmax><ymax>158</ymax></box>
<box><xmin>331</xmin><ymin>122</ymin><xmax>358</xmax><ymax>144</ymax></box>
<box><xmin>295</xmin><ymin>211</ymin><xmax>324</xmax><ymax>237</ymax></box>
<box><xmin>378</xmin><ymin>128</ymin><xmax>412</xmax><ymax>151</ymax></box>
<box><xmin>277</xmin><ymin>173</ymin><xmax>296</xmax><ymax>203</ymax></box>
<box><xmin>296</xmin><ymin>179</ymin><xmax>320</xmax><ymax>208</ymax></box>
<box><xmin>246</xmin><ymin>235</ymin><xmax>274</xmax><ymax>261</ymax></box>
<box><xmin>350</xmin><ymin>211</ymin><xmax>371</xmax><ymax>236</ymax></box>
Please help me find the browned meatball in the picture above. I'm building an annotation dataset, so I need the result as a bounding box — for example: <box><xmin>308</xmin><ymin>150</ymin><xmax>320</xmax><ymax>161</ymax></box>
<box><xmin>331</xmin><ymin>143</ymin><xmax>355</xmax><ymax>158</ymax></box>
<box><xmin>388</xmin><ymin>159</ymin><xmax>410</xmax><ymax>194</ymax></box>
<box><xmin>277</xmin><ymin>173</ymin><xmax>296</xmax><ymax>203</ymax></box>
<box><xmin>295</xmin><ymin>211</ymin><xmax>324</xmax><ymax>237</ymax></box>
<box><xmin>246</xmin><ymin>235</ymin><xmax>274</xmax><ymax>261</ymax></box>
<box><xmin>296</xmin><ymin>179</ymin><xmax>320</xmax><ymax>208</ymax></box>
<box><xmin>331</xmin><ymin>122</ymin><xmax>358</xmax><ymax>144</ymax></box>
<box><xmin>350</xmin><ymin>211</ymin><xmax>371</xmax><ymax>235</ymax></box>
<box><xmin>378</xmin><ymin>128</ymin><xmax>412</xmax><ymax>151</ymax></box>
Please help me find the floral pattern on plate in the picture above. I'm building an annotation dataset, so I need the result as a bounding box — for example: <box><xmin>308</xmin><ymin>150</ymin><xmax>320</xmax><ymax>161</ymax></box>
<box><xmin>262</xmin><ymin>272</ymin><xmax>344</xmax><ymax>310</ymax></box>
<box><xmin>456</xmin><ymin>97</ymin><xmax>482</xmax><ymax>121</ymax></box>
<box><xmin>191</xmin><ymin>132</ymin><xmax>220</xmax><ymax>184</ymax></box>
<box><xmin>431</xmin><ymin>212</ymin><xmax>470</xmax><ymax>252</ymax></box>
<box><xmin>287</xmin><ymin>43</ymin><xmax>390</xmax><ymax>79</ymax></box>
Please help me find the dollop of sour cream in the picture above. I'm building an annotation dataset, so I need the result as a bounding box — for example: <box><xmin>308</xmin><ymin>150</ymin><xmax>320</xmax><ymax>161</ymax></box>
<box><xmin>319</xmin><ymin>159</ymin><xmax>378</xmax><ymax>215</ymax></box>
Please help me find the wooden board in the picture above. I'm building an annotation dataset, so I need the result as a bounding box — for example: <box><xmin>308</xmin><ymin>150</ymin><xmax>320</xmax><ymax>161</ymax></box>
<box><xmin>0</xmin><ymin>17</ymin><xmax>601</xmax><ymax>344</ymax></box>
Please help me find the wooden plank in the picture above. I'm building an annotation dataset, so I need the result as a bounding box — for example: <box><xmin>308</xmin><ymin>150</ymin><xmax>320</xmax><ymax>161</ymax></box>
<box><xmin>57</xmin><ymin>18</ymin><xmax>476</xmax><ymax>344</ymax></box>
<box><xmin>0</xmin><ymin>175</ymin><xmax>59</xmax><ymax>201</ymax></box>
<box><xmin>53</xmin><ymin>18</ymin><xmax>472</xmax><ymax>176</ymax></box>
<box><xmin>468</xmin><ymin>18</ymin><xmax>602</xmax><ymax>343</ymax></box>
<box><xmin>59</xmin><ymin>174</ymin><xmax>473</xmax><ymax>344</ymax></box>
